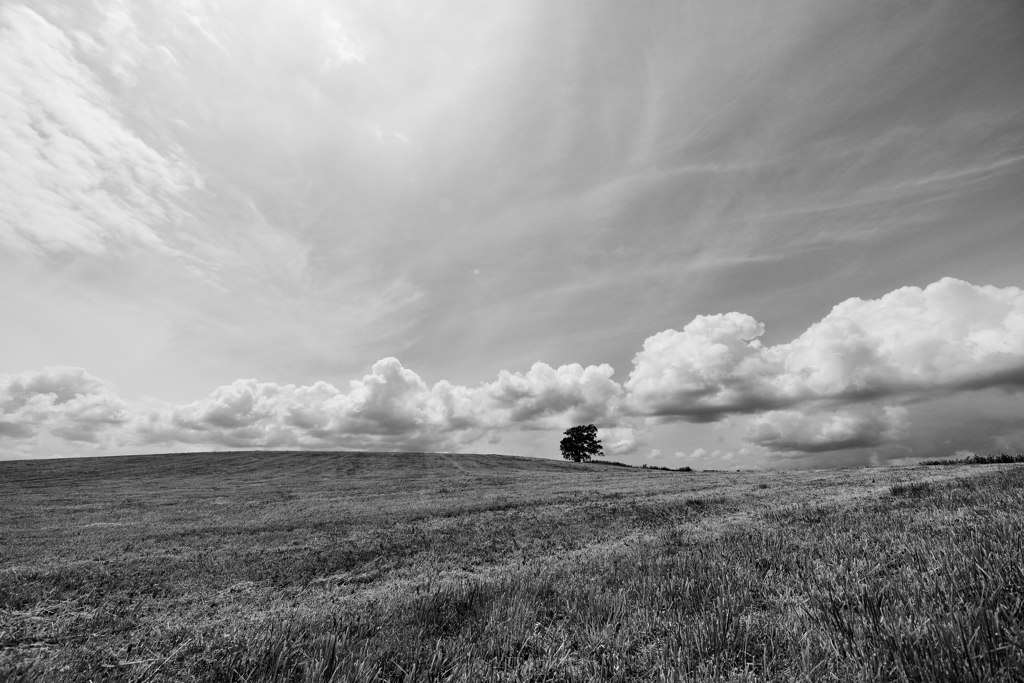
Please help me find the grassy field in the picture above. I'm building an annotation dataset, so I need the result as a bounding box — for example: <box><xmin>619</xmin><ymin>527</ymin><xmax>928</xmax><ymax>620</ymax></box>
<box><xmin>1</xmin><ymin>451</ymin><xmax>1022</xmax><ymax>681</ymax></box>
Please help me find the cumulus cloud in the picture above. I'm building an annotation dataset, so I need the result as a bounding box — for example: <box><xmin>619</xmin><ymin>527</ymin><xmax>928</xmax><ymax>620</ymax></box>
<box><xmin>477</xmin><ymin>362</ymin><xmax>623</xmax><ymax>428</ymax></box>
<box><xmin>0</xmin><ymin>367</ymin><xmax>127</xmax><ymax>443</ymax></box>
<box><xmin>0</xmin><ymin>4</ymin><xmax>199</xmax><ymax>254</ymax></box>
<box><xmin>625</xmin><ymin>312</ymin><xmax>769</xmax><ymax>418</ymax></box>
<box><xmin>134</xmin><ymin>360</ymin><xmax>460</xmax><ymax>452</ymax></box>
<box><xmin>626</xmin><ymin>278</ymin><xmax>1024</xmax><ymax>420</ymax></box>
<box><xmin>6</xmin><ymin>279</ymin><xmax>1024</xmax><ymax>459</ymax></box>
<box><xmin>133</xmin><ymin>357</ymin><xmax>625</xmax><ymax>452</ymax></box>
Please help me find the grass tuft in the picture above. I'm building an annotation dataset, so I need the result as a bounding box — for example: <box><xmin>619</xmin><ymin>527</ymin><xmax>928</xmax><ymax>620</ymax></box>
<box><xmin>888</xmin><ymin>481</ymin><xmax>933</xmax><ymax>497</ymax></box>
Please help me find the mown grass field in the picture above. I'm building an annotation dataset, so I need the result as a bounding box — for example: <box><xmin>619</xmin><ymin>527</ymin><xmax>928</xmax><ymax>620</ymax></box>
<box><xmin>1</xmin><ymin>451</ymin><xmax>1022</xmax><ymax>681</ymax></box>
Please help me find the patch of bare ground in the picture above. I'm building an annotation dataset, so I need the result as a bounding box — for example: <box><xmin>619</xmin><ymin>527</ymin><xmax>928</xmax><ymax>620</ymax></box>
<box><xmin>2</xmin><ymin>451</ymin><xmax>1022</xmax><ymax>681</ymax></box>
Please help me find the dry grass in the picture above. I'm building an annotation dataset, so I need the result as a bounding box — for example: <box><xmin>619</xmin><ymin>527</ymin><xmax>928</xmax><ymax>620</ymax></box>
<box><xmin>1</xmin><ymin>451</ymin><xmax>1022</xmax><ymax>681</ymax></box>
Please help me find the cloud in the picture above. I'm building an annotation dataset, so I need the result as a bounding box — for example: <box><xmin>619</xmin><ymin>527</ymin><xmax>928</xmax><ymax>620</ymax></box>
<box><xmin>0</xmin><ymin>4</ymin><xmax>199</xmax><ymax>255</ymax></box>
<box><xmin>75</xmin><ymin>0</ymin><xmax>149</xmax><ymax>86</ymax></box>
<box><xmin>0</xmin><ymin>367</ymin><xmax>127</xmax><ymax>443</ymax></box>
<box><xmin>134</xmin><ymin>360</ymin><xmax>460</xmax><ymax>452</ymax></box>
<box><xmin>626</xmin><ymin>278</ymin><xmax>1024</xmax><ymax>420</ymax></box>
<box><xmin>478</xmin><ymin>362</ymin><xmax>623</xmax><ymax>428</ymax></box>
<box><xmin>743</xmin><ymin>405</ymin><xmax>908</xmax><ymax>454</ymax></box>
<box><xmin>625</xmin><ymin>312</ymin><xmax>769</xmax><ymax>418</ymax></box>
<box><xmin>600</xmin><ymin>424</ymin><xmax>646</xmax><ymax>456</ymax></box>
<box><xmin>777</xmin><ymin>278</ymin><xmax>1024</xmax><ymax>397</ymax></box>
<box><xmin>133</xmin><ymin>357</ymin><xmax>625</xmax><ymax>452</ymax></box>
<box><xmin>6</xmin><ymin>278</ymin><xmax>1023</xmax><ymax>459</ymax></box>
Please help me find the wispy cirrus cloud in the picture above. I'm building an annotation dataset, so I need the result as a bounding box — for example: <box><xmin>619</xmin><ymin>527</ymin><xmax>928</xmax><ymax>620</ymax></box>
<box><xmin>0</xmin><ymin>4</ymin><xmax>200</xmax><ymax>255</ymax></box>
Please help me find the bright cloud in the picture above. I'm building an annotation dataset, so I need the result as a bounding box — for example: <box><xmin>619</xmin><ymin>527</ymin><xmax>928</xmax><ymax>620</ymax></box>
<box><xmin>479</xmin><ymin>362</ymin><xmax>623</xmax><ymax>427</ymax></box>
<box><xmin>134</xmin><ymin>360</ymin><xmax>464</xmax><ymax>452</ymax></box>
<box><xmin>3</xmin><ymin>278</ymin><xmax>1023</xmax><ymax>460</ymax></box>
<box><xmin>626</xmin><ymin>278</ymin><xmax>1024</xmax><ymax>419</ymax></box>
<box><xmin>625</xmin><ymin>312</ymin><xmax>769</xmax><ymax>419</ymax></box>
<box><xmin>131</xmin><ymin>357</ymin><xmax>623</xmax><ymax>453</ymax></box>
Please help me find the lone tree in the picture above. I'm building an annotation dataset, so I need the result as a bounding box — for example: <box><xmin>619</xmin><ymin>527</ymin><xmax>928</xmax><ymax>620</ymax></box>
<box><xmin>560</xmin><ymin>424</ymin><xmax>604</xmax><ymax>462</ymax></box>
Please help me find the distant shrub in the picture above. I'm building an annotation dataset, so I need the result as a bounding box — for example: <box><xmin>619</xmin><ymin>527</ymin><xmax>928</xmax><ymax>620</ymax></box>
<box><xmin>593</xmin><ymin>459</ymin><xmax>633</xmax><ymax>468</ymax></box>
<box><xmin>921</xmin><ymin>452</ymin><xmax>1024</xmax><ymax>466</ymax></box>
<box><xmin>591</xmin><ymin>461</ymin><xmax>692</xmax><ymax>472</ymax></box>
<box><xmin>641</xmin><ymin>464</ymin><xmax>692</xmax><ymax>472</ymax></box>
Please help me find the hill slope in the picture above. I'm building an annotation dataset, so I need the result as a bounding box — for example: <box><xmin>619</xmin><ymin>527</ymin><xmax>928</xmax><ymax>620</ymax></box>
<box><xmin>2</xmin><ymin>451</ymin><xmax>1022</xmax><ymax>681</ymax></box>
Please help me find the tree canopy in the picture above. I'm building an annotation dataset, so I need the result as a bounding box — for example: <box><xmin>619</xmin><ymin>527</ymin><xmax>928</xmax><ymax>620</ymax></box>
<box><xmin>560</xmin><ymin>424</ymin><xmax>604</xmax><ymax>463</ymax></box>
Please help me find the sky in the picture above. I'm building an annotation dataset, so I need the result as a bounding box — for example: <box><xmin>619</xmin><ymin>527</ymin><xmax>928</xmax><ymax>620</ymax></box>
<box><xmin>2</xmin><ymin>0</ymin><xmax>1023</xmax><ymax>467</ymax></box>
